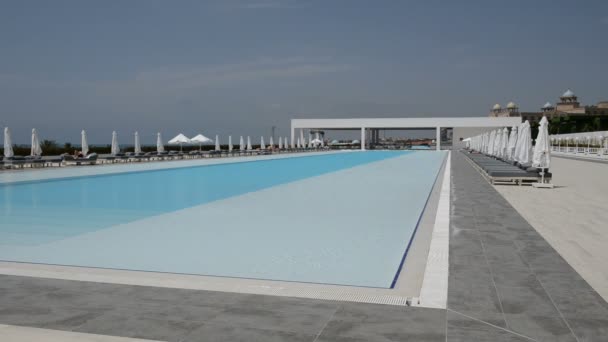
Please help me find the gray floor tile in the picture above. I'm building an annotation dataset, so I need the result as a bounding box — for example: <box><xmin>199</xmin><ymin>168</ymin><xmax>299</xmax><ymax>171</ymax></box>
<box><xmin>184</xmin><ymin>323</ymin><xmax>316</xmax><ymax>342</ymax></box>
<box><xmin>450</xmin><ymin>227</ymin><xmax>484</xmax><ymax>256</ymax></box>
<box><xmin>317</xmin><ymin>302</ymin><xmax>445</xmax><ymax>342</ymax></box>
<box><xmin>564</xmin><ymin>317</ymin><xmax>608</xmax><ymax>342</ymax></box>
<box><xmin>543</xmin><ymin>287</ymin><xmax>608</xmax><ymax>320</ymax></box>
<box><xmin>0</xmin><ymin>305</ymin><xmax>104</xmax><ymax>330</ymax></box>
<box><xmin>488</xmin><ymin>264</ymin><xmax>540</xmax><ymax>288</ymax></box>
<box><xmin>448</xmin><ymin>275</ymin><xmax>506</xmax><ymax>327</ymax></box>
<box><xmin>447</xmin><ymin>311</ymin><xmax>532</xmax><ymax>342</ymax></box>
<box><xmin>497</xmin><ymin>284</ymin><xmax>577</xmax><ymax>341</ymax></box>
<box><xmin>206</xmin><ymin>304</ymin><xmax>334</xmax><ymax>335</ymax></box>
<box><xmin>73</xmin><ymin>311</ymin><xmax>203</xmax><ymax>342</ymax></box>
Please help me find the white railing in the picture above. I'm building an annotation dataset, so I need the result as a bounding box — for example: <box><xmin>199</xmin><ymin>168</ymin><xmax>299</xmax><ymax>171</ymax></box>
<box><xmin>551</xmin><ymin>146</ymin><xmax>608</xmax><ymax>158</ymax></box>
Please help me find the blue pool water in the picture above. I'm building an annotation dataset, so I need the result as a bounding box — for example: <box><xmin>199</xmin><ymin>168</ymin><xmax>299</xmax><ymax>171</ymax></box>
<box><xmin>1</xmin><ymin>151</ymin><xmax>403</xmax><ymax>244</ymax></box>
<box><xmin>0</xmin><ymin>151</ymin><xmax>446</xmax><ymax>288</ymax></box>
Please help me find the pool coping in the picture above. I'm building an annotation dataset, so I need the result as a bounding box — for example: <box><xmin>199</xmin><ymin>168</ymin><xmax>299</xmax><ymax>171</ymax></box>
<box><xmin>0</xmin><ymin>151</ymin><xmax>450</xmax><ymax>308</ymax></box>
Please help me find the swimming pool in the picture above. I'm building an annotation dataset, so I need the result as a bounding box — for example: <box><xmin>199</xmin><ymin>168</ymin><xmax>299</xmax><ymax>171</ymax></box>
<box><xmin>0</xmin><ymin>151</ymin><xmax>446</xmax><ymax>288</ymax></box>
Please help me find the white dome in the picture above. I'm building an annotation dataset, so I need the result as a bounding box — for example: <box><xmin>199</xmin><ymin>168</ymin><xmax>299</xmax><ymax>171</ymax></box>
<box><xmin>542</xmin><ymin>102</ymin><xmax>553</xmax><ymax>109</ymax></box>
<box><xmin>562</xmin><ymin>89</ymin><xmax>575</xmax><ymax>97</ymax></box>
<box><xmin>506</xmin><ymin>101</ymin><xmax>517</xmax><ymax>109</ymax></box>
<box><xmin>492</xmin><ymin>103</ymin><xmax>502</xmax><ymax>110</ymax></box>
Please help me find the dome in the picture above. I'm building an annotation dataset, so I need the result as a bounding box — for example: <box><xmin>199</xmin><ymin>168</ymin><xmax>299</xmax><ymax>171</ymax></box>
<box><xmin>506</xmin><ymin>101</ymin><xmax>517</xmax><ymax>109</ymax></box>
<box><xmin>492</xmin><ymin>103</ymin><xmax>502</xmax><ymax>110</ymax></box>
<box><xmin>542</xmin><ymin>102</ymin><xmax>553</xmax><ymax>109</ymax></box>
<box><xmin>562</xmin><ymin>89</ymin><xmax>575</xmax><ymax>97</ymax></box>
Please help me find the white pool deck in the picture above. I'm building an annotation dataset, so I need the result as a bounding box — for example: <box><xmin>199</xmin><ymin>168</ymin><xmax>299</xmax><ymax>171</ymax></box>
<box><xmin>0</xmin><ymin>324</ymin><xmax>163</xmax><ymax>342</ymax></box>
<box><xmin>495</xmin><ymin>156</ymin><xmax>608</xmax><ymax>302</ymax></box>
<box><xmin>0</xmin><ymin>151</ymin><xmax>451</xmax><ymax>308</ymax></box>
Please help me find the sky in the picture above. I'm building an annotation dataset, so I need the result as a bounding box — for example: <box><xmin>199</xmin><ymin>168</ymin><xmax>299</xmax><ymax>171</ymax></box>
<box><xmin>1</xmin><ymin>0</ymin><xmax>607</xmax><ymax>144</ymax></box>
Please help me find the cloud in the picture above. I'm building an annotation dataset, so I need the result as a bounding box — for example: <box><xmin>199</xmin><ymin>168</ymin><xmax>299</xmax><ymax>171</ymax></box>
<box><xmin>1</xmin><ymin>57</ymin><xmax>354</xmax><ymax>95</ymax></box>
<box><xmin>0</xmin><ymin>57</ymin><xmax>355</xmax><ymax>116</ymax></box>
<box><xmin>126</xmin><ymin>57</ymin><xmax>354</xmax><ymax>91</ymax></box>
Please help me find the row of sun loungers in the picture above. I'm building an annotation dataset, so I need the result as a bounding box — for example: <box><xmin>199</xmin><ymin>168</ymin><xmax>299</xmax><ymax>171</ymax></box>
<box><xmin>1</xmin><ymin>148</ymin><xmax>323</xmax><ymax>170</ymax></box>
<box><xmin>462</xmin><ymin>150</ymin><xmax>552</xmax><ymax>186</ymax></box>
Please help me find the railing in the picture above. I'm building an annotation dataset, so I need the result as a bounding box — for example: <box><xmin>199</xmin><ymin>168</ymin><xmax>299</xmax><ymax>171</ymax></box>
<box><xmin>550</xmin><ymin>146</ymin><xmax>608</xmax><ymax>158</ymax></box>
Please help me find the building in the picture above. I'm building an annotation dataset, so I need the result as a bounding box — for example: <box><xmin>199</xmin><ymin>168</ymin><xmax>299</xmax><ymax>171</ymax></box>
<box><xmin>489</xmin><ymin>101</ymin><xmax>520</xmax><ymax>118</ymax></box>
<box><xmin>291</xmin><ymin>117</ymin><xmax>521</xmax><ymax>150</ymax></box>
<box><xmin>488</xmin><ymin>90</ymin><xmax>608</xmax><ymax>124</ymax></box>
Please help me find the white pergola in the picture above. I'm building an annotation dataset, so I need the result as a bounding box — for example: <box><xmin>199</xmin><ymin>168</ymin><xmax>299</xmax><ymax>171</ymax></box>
<box><xmin>291</xmin><ymin>117</ymin><xmax>522</xmax><ymax>150</ymax></box>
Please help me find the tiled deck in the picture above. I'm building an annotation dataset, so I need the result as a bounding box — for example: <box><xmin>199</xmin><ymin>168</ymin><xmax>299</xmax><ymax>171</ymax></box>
<box><xmin>0</xmin><ymin>151</ymin><xmax>607</xmax><ymax>341</ymax></box>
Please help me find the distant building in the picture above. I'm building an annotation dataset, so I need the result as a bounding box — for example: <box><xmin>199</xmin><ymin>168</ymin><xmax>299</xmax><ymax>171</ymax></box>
<box><xmin>488</xmin><ymin>90</ymin><xmax>608</xmax><ymax>124</ymax></box>
<box><xmin>489</xmin><ymin>101</ymin><xmax>520</xmax><ymax>118</ymax></box>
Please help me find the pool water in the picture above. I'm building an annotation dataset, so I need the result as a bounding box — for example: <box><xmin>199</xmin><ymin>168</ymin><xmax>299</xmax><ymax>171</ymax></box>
<box><xmin>0</xmin><ymin>151</ymin><xmax>446</xmax><ymax>288</ymax></box>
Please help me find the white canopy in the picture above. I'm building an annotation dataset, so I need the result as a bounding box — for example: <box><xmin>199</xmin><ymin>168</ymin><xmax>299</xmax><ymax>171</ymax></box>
<box><xmin>496</xmin><ymin>129</ymin><xmax>504</xmax><ymax>157</ymax></box>
<box><xmin>278</xmin><ymin>137</ymin><xmax>283</xmax><ymax>149</ymax></box>
<box><xmin>299</xmin><ymin>130</ymin><xmax>305</xmax><ymax>148</ymax></box>
<box><xmin>134</xmin><ymin>131</ymin><xmax>142</xmax><ymax>154</ymax></box>
<box><xmin>247</xmin><ymin>136</ymin><xmax>252</xmax><ymax>150</ymax></box>
<box><xmin>156</xmin><ymin>132</ymin><xmax>165</xmax><ymax>153</ymax></box>
<box><xmin>81</xmin><ymin>130</ymin><xmax>89</xmax><ymax>156</ymax></box>
<box><xmin>228</xmin><ymin>136</ymin><xmax>233</xmax><ymax>151</ymax></box>
<box><xmin>111</xmin><ymin>131</ymin><xmax>120</xmax><ymax>156</ymax></box>
<box><xmin>311</xmin><ymin>138</ymin><xmax>323</xmax><ymax>146</ymax></box>
<box><xmin>532</xmin><ymin>116</ymin><xmax>551</xmax><ymax>169</ymax></box>
<box><xmin>488</xmin><ymin>130</ymin><xmax>496</xmax><ymax>156</ymax></box>
<box><xmin>239</xmin><ymin>136</ymin><xmax>244</xmax><ymax>151</ymax></box>
<box><xmin>499</xmin><ymin>127</ymin><xmax>509</xmax><ymax>159</ymax></box>
<box><xmin>169</xmin><ymin>133</ymin><xmax>191</xmax><ymax>144</ymax></box>
<box><xmin>513</xmin><ymin>122</ymin><xmax>525</xmax><ymax>162</ymax></box>
<box><xmin>493</xmin><ymin>129</ymin><xmax>502</xmax><ymax>157</ymax></box>
<box><xmin>494</xmin><ymin>128</ymin><xmax>503</xmax><ymax>158</ymax></box>
<box><xmin>483</xmin><ymin>132</ymin><xmax>490</xmax><ymax>154</ymax></box>
<box><xmin>308</xmin><ymin>133</ymin><xmax>313</xmax><ymax>148</ymax></box>
<box><xmin>168</xmin><ymin>133</ymin><xmax>190</xmax><ymax>152</ymax></box>
<box><xmin>506</xmin><ymin>126</ymin><xmax>517</xmax><ymax>161</ymax></box>
<box><xmin>3</xmin><ymin>127</ymin><xmax>13</xmax><ymax>158</ymax></box>
<box><xmin>269</xmin><ymin>136</ymin><xmax>274</xmax><ymax>148</ymax></box>
<box><xmin>517</xmin><ymin>121</ymin><xmax>532</xmax><ymax>165</ymax></box>
<box><xmin>31</xmin><ymin>128</ymin><xmax>42</xmax><ymax>157</ymax></box>
<box><xmin>215</xmin><ymin>135</ymin><xmax>220</xmax><ymax>151</ymax></box>
<box><xmin>260</xmin><ymin>136</ymin><xmax>266</xmax><ymax>150</ymax></box>
<box><xmin>190</xmin><ymin>134</ymin><xmax>212</xmax><ymax>144</ymax></box>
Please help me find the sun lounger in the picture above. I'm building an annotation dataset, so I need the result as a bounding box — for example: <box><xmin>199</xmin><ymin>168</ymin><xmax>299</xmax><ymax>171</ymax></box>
<box><xmin>63</xmin><ymin>153</ymin><xmax>98</xmax><ymax>166</ymax></box>
<box><xmin>2</xmin><ymin>156</ymin><xmax>28</xmax><ymax>169</ymax></box>
<box><xmin>462</xmin><ymin>151</ymin><xmax>546</xmax><ymax>185</ymax></box>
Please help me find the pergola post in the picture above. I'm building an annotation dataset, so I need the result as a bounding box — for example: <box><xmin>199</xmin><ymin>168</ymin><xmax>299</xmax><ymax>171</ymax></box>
<box><xmin>361</xmin><ymin>127</ymin><xmax>366</xmax><ymax>151</ymax></box>
<box><xmin>436</xmin><ymin>127</ymin><xmax>441</xmax><ymax>151</ymax></box>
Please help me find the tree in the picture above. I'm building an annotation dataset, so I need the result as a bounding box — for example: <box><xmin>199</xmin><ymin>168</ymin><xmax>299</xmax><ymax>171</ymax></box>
<box><xmin>592</xmin><ymin>117</ymin><xmax>601</xmax><ymax>131</ymax></box>
<box><xmin>41</xmin><ymin>140</ymin><xmax>58</xmax><ymax>150</ymax></box>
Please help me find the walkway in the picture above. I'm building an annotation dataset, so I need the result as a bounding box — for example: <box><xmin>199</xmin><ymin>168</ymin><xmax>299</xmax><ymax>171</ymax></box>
<box><xmin>496</xmin><ymin>155</ymin><xmax>608</xmax><ymax>302</ymax></box>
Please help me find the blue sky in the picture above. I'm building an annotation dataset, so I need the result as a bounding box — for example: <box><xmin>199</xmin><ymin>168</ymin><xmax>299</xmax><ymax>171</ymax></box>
<box><xmin>1</xmin><ymin>0</ymin><xmax>607</xmax><ymax>144</ymax></box>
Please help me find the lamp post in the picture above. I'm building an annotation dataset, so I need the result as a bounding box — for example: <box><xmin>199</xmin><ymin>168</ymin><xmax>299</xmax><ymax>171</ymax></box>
<box><xmin>575</xmin><ymin>137</ymin><xmax>579</xmax><ymax>153</ymax></box>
